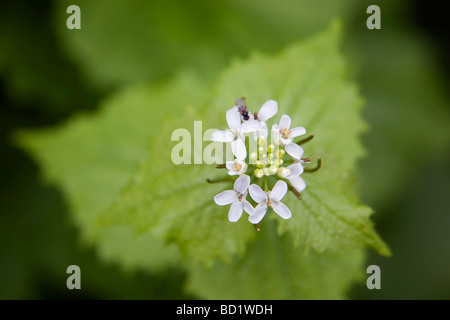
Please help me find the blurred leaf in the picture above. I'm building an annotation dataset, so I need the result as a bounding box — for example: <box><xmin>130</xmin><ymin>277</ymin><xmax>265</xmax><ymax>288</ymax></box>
<box><xmin>99</xmin><ymin>109</ymin><xmax>258</xmax><ymax>267</ymax></box>
<box><xmin>186</xmin><ymin>220</ymin><xmax>365</xmax><ymax>299</ymax></box>
<box><xmin>16</xmin><ymin>73</ymin><xmax>208</xmax><ymax>272</ymax></box>
<box><xmin>0</xmin><ymin>1</ymin><xmax>99</xmax><ymax>120</ymax></box>
<box><xmin>53</xmin><ymin>0</ymin><xmax>359</xmax><ymax>88</ymax></box>
<box><xmin>351</xmin><ymin>156</ymin><xmax>450</xmax><ymax>299</ymax></box>
<box><xmin>353</xmin><ymin>29</ymin><xmax>450</xmax><ymax>208</ymax></box>
<box><xmin>0</xmin><ymin>146</ymin><xmax>191</xmax><ymax>299</ymax></box>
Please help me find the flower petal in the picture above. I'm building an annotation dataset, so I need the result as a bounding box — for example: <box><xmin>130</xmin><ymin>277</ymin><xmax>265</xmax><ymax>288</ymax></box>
<box><xmin>285</xmin><ymin>143</ymin><xmax>304</xmax><ymax>160</ymax></box>
<box><xmin>248</xmin><ymin>203</ymin><xmax>267</xmax><ymax>224</ymax></box>
<box><xmin>234</xmin><ymin>174</ymin><xmax>250</xmax><ymax>194</ymax></box>
<box><xmin>243</xmin><ymin>200</ymin><xmax>256</xmax><ymax>216</ymax></box>
<box><xmin>289</xmin><ymin>176</ymin><xmax>306</xmax><ymax>193</ymax></box>
<box><xmin>228</xmin><ymin>201</ymin><xmax>243</xmax><ymax>222</ymax></box>
<box><xmin>269</xmin><ymin>180</ymin><xmax>287</xmax><ymax>202</ymax></box>
<box><xmin>271</xmin><ymin>126</ymin><xmax>281</xmax><ymax>145</ymax></box>
<box><xmin>214</xmin><ymin>190</ymin><xmax>237</xmax><ymax>206</ymax></box>
<box><xmin>271</xmin><ymin>201</ymin><xmax>292</xmax><ymax>220</ymax></box>
<box><xmin>226</xmin><ymin>160</ymin><xmax>247</xmax><ymax>176</ymax></box>
<box><xmin>280</xmin><ymin>137</ymin><xmax>292</xmax><ymax>146</ymax></box>
<box><xmin>257</xmin><ymin>100</ymin><xmax>278</xmax><ymax>122</ymax></box>
<box><xmin>241</xmin><ymin>119</ymin><xmax>261</xmax><ymax>133</ymax></box>
<box><xmin>290</xmin><ymin>127</ymin><xmax>306</xmax><ymax>138</ymax></box>
<box><xmin>231</xmin><ymin>138</ymin><xmax>247</xmax><ymax>160</ymax></box>
<box><xmin>226</xmin><ymin>108</ymin><xmax>241</xmax><ymax>131</ymax></box>
<box><xmin>211</xmin><ymin>130</ymin><xmax>234</xmax><ymax>142</ymax></box>
<box><xmin>225</xmin><ymin>160</ymin><xmax>235</xmax><ymax>171</ymax></box>
<box><xmin>254</xmin><ymin>121</ymin><xmax>268</xmax><ymax>141</ymax></box>
<box><xmin>277</xmin><ymin>167</ymin><xmax>290</xmax><ymax>178</ymax></box>
<box><xmin>279</xmin><ymin>114</ymin><xmax>291</xmax><ymax>130</ymax></box>
<box><xmin>238</xmin><ymin>162</ymin><xmax>248</xmax><ymax>174</ymax></box>
<box><xmin>287</xmin><ymin>163</ymin><xmax>303</xmax><ymax>178</ymax></box>
<box><xmin>249</xmin><ymin>184</ymin><xmax>267</xmax><ymax>203</ymax></box>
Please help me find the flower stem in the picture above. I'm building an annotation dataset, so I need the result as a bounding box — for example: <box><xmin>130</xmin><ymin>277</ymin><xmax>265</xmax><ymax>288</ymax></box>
<box><xmin>289</xmin><ymin>186</ymin><xmax>302</xmax><ymax>200</ymax></box>
<box><xmin>285</xmin><ymin>157</ymin><xmax>313</xmax><ymax>164</ymax></box>
<box><xmin>304</xmin><ymin>156</ymin><xmax>322</xmax><ymax>172</ymax></box>
<box><xmin>264</xmin><ymin>176</ymin><xmax>268</xmax><ymax>191</ymax></box>
<box><xmin>295</xmin><ymin>133</ymin><xmax>314</xmax><ymax>145</ymax></box>
<box><xmin>206</xmin><ymin>176</ymin><xmax>231</xmax><ymax>183</ymax></box>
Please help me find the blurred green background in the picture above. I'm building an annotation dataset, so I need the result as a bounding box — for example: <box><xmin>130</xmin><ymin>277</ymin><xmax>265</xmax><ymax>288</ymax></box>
<box><xmin>0</xmin><ymin>0</ymin><xmax>449</xmax><ymax>299</ymax></box>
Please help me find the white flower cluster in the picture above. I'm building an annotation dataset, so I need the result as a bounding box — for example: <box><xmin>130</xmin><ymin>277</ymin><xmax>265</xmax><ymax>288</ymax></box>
<box><xmin>211</xmin><ymin>98</ymin><xmax>311</xmax><ymax>226</ymax></box>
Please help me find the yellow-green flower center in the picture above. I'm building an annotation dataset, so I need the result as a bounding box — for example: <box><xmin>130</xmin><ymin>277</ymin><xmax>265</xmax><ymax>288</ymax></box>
<box><xmin>252</xmin><ymin>137</ymin><xmax>285</xmax><ymax>178</ymax></box>
<box><xmin>233</xmin><ymin>162</ymin><xmax>242</xmax><ymax>172</ymax></box>
<box><xmin>280</xmin><ymin>128</ymin><xmax>292</xmax><ymax>139</ymax></box>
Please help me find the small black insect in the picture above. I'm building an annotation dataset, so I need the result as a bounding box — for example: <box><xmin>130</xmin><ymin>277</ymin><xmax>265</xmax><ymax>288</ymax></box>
<box><xmin>235</xmin><ymin>97</ymin><xmax>250</xmax><ymax>121</ymax></box>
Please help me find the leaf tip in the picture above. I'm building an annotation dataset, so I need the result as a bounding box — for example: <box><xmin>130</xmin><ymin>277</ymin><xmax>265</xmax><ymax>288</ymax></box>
<box><xmin>377</xmin><ymin>244</ymin><xmax>393</xmax><ymax>257</ymax></box>
<box><xmin>328</xmin><ymin>18</ymin><xmax>344</xmax><ymax>38</ymax></box>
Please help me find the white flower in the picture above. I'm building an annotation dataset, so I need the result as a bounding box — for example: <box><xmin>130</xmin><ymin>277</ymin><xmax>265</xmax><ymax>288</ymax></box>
<box><xmin>279</xmin><ymin>144</ymin><xmax>307</xmax><ymax>193</ymax></box>
<box><xmin>211</xmin><ymin>108</ymin><xmax>260</xmax><ymax>160</ymax></box>
<box><xmin>278</xmin><ymin>163</ymin><xmax>306</xmax><ymax>193</ymax></box>
<box><xmin>226</xmin><ymin>159</ymin><xmax>247</xmax><ymax>176</ymax></box>
<box><xmin>248</xmin><ymin>180</ymin><xmax>292</xmax><ymax>224</ymax></box>
<box><xmin>289</xmin><ymin>175</ymin><xmax>306</xmax><ymax>193</ymax></box>
<box><xmin>284</xmin><ymin>142</ymin><xmax>304</xmax><ymax>161</ymax></box>
<box><xmin>272</xmin><ymin>114</ymin><xmax>306</xmax><ymax>146</ymax></box>
<box><xmin>254</xmin><ymin>100</ymin><xmax>278</xmax><ymax>139</ymax></box>
<box><xmin>214</xmin><ymin>174</ymin><xmax>255</xmax><ymax>222</ymax></box>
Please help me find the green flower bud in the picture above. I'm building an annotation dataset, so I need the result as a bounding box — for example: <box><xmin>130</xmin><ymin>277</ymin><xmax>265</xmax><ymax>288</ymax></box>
<box><xmin>249</xmin><ymin>152</ymin><xmax>258</xmax><ymax>163</ymax></box>
<box><xmin>273</xmin><ymin>159</ymin><xmax>284</xmax><ymax>166</ymax></box>
<box><xmin>258</xmin><ymin>136</ymin><xmax>267</xmax><ymax>147</ymax></box>
<box><xmin>258</xmin><ymin>146</ymin><xmax>266</xmax><ymax>155</ymax></box>
<box><xmin>255</xmin><ymin>160</ymin><xmax>263</xmax><ymax>168</ymax></box>
<box><xmin>276</xmin><ymin>149</ymin><xmax>286</xmax><ymax>159</ymax></box>
<box><xmin>268</xmin><ymin>165</ymin><xmax>278</xmax><ymax>175</ymax></box>
<box><xmin>254</xmin><ymin>169</ymin><xmax>263</xmax><ymax>178</ymax></box>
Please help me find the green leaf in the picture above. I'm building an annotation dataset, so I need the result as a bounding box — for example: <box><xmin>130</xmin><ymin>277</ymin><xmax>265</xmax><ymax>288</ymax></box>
<box><xmin>16</xmin><ymin>72</ymin><xmax>207</xmax><ymax>272</ymax></box>
<box><xmin>99</xmin><ymin>109</ymin><xmax>257</xmax><ymax>267</ymax></box>
<box><xmin>0</xmin><ymin>145</ymin><xmax>190</xmax><ymax>299</ymax></box>
<box><xmin>99</xmin><ymin>21</ymin><xmax>389</xmax><ymax>268</ymax></box>
<box><xmin>186</xmin><ymin>220</ymin><xmax>365</xmax><ymax>299</ymax></box>
<box><xmin>211</xmin><ymin>22</ymin><xmax>390</xmax><ymax>256</ymax></box>
<box><xmin>18</xmin><ymin>23</ymin><xmax>389</xmax><ymax>298</ymax></box>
